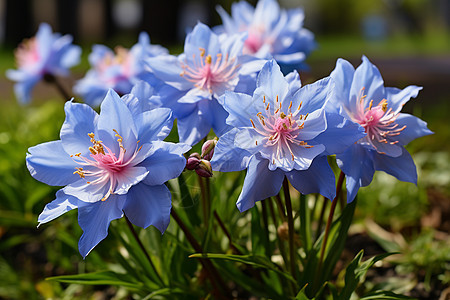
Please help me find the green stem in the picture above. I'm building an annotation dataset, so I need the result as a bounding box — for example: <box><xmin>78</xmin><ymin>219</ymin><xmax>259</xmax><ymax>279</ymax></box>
<box><xmin>268</xmin><ymin>198</ymin><xmax>289</xmax><ymax>270</ymax></box>
<box><xmin>213</xmin><ymin>210</ymin><xmax>242</xmax><ymax>255</ymax></box>
<box><xmin>315</xmin><ymin>196</ymin><xmax>328</xmax><ymax>242</ymax></box>
<box><xmin>197</xmin><ymin>175</ymin><xmax>209</xmax><ymax>223</ymax></box>
<box><xmin>171</xmin><ymin>208</ymin><xmax>228</xmax><ymax>299</ymax></box>
<box><xmin>283</xmin><ymin>177</ymin><xmax>297</xmax><ymax>282</ymax></box>
<box><xmin>124</xmin><ymin>215</ymin><xmax>164</xmax><ymax>286</ymax></box>
<box><xmin>317</xmin><ymin>171</ymin><xmax>345</xmax><ymax>277</ymax></box>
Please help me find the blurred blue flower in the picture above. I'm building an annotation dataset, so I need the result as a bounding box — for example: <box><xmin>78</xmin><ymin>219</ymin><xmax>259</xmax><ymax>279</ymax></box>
<box><xmin>74</xmin><ymin>32</ymin><xmax>167</xmax><ymax>107</ymax></box>
<box><xmin>6</xmin><ymin>23</ymin><xmax>81</xmax><ymax>104</ymax></box>
<box><xmin>211</xmin><ymin>60</ymin><xmax>364</xmax><ymax>212</ymax></box>
<box><xmin>330</xmin><ymin>56</ymin><xmax>433</xmax><ymax>202</ymax></box>
<box><xmin>146</xmin><ymin>22</ymin><xmax>266</xmax><ymax>145</ymax></box>
<box><xmin>215</xmin><ymin>0</ymin><xmax>316</xmax><ymax>72</ymax></box>
<box><xmin>27</xmin><ymin>89</ymin><xmax>189</xmax><ymax>257</ymax></box>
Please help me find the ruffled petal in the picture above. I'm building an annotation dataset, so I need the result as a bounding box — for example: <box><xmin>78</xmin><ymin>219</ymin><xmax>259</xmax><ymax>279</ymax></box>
<box><xmin>294</xmin><ymin>76</ymin><xmax>333</xmax><ymax>115</ymax></box>
<box><xmin>385</xmin><ymin>85</ymin><xmax>422</xmax><ymax>114</ymax></box>
<box><xmin>221</xmin><ymin>91</ymin><xmax>264</xmax><ymax>128</ymax></box>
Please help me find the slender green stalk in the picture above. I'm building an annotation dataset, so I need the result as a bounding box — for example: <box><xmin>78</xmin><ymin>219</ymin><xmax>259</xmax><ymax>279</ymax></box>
<box><xmin>268</xmin><ymin>198</ymin><xmax>289</xmax><ymax>269</ymax></box>
<box><xmin>316</xmin><ymin>171</ymin><xmax>345</xmax><ymax>276</ymax></box>
<box><xmin>171</xmin><ymin>208</ymin><xmax>229</xmax><ymax>299</ymax></box>
<box><xmin>213</xmin><ymin>210</ymin><xmax>242</xmax><ymax>255</ymax></box>
<box><xmin>124</xmin><ymin>215</ymin><xmax>164</xmax><ymax>286</ymax></box>
<box><xmin>283</xmin><ymin>177</ymin><xmax>297</xmax><ymax>282</ymax></box>
<box><xmin>197</xmin><ymin>175</ymin><xmax>210</xmax><ymax>223</ymax></box>
<box><xmin>261</xmin><ymin>200</ymin><xmax>272</xmax><ymax>257</ymax></box>
<box><xmin>274</xmin><ymin>194</ymin><xmax>287</xmax><ymax>221</ymax></box>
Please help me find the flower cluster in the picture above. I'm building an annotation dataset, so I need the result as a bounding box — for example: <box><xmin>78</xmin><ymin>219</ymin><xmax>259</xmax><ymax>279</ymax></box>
<box><xmin>12</xmin><ymin>0</ymin><xmax>432</xmax><ymax>258</ymax></box>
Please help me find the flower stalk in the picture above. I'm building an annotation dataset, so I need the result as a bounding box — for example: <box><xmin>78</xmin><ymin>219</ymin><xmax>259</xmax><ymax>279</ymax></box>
<box><xmin>283</xmin><ymin>177</ymin><xmax>297</xmax><ymax>282</ymax></box>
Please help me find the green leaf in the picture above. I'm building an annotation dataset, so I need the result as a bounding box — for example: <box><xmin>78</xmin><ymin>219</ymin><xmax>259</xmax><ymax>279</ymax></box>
<box><xmin>299</xmin><ymin>194</ymin><xmax>312</xmax><ymax>251</ymax></box>
<box><xmin>189</xmin><ymin>253</ymin><xmax>297</xmax><ymax>285</ymax></box>
<box><xmin>47</xmin><ymin>271</ymin><xmax>144</xmax><ymax>290</ymax></box>
<box><xmin>251</xmin><ymin>205</ymin><xmax>269</xmax><ymax>256</ymax></box>
<box><xmin>296</xmin><ymin>284</ymin><xmax>312</xmax><ymax>300</ymax></box>
<box><xmin>360</xmin><ymin>290</ymin><xmax>417</xmax><ymax>299</ymax></box>
<box><xmin>339</xmin><ymin>251</ymin><xmax>398</xmax><ymax>300</ymax></box>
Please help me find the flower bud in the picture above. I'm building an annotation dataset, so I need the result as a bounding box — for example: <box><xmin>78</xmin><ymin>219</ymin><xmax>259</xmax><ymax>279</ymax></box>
<box><xmin>195</xmin><ymin>159</ymin><xmax>213</xmax><ymax>177</ymax></box>
<box><xmin>201</xmin><ymin>137</ymin><xmax>218</xmax><ymax>161</ymax></box>
<box><xmin>186</xmin><ymin>153</ymin><xmax>201</xmax><ymax>170</ymax></box>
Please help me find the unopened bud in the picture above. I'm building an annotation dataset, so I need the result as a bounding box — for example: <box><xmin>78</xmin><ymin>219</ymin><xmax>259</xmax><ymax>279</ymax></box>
<box><xmin>201</xmin><ymin>137</ymin><xmax>218</xmax><ymax>161</ymax></box>
<box><xmin>186</xmin><ymin>153</ymin><xmax>201</xmax><ymax>170</ymax></box>
<box><xmin>195</xmin><ymin>159</ymin><xmax>213</xmax><ymax>177</ymax></box>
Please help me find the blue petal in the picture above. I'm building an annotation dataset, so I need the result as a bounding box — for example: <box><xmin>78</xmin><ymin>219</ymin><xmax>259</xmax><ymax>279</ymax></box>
<box><xmin>141</xmin><ymin>141</ymin><xmax>190</xmax><ymax>186</ymax></box>
<box><xmin>123</xmin><ymin>183</ymin><xmax>171</xmax><ymax>232</ymax></box>
<box><xmin>211</xmin><ymin>128</ymin><xmax>253</xmax><ymax>172</ymax></box>
<box><xmin>254</xmin><ymin>60</ymin><xmax>289</xmax><ymax>107</ymax></box>
<box><xmin>64</xmin><ymin>178</ymin><xmax>109</xmax><ymax>203</ymax></box>
<box><xmin>286</xmin><ymin>155</ymin><xmax>336</xmax><ymax>200</ymax></box>
<box><xmin>60</xmin><ymin>101</ymin><xmax>99</xmax><ymax>157</ymax></box>
<box><xmin>78</xmin><ymin>194</ymin><xmax>126</xmax><ymax>258</ymax></box>
<box><xmin>123</xmin><ymin>81</ymin><xmax>155</xmax><ymax>116</ymax></box>
<box><xmin>298</xmin><ymin>108</ymin><xmax>327</xmax><ymax>140</ymax></box>
<box><xmin>395</xmin><ymin>113</ymin><xmax>433</xmax><ymax>145</ymax></box>
<box><xmin>12</xmin><ymin>74</ymin><xmax>41</xmax><ymax>104</ymax></box>
<box><xmin>350</xmin><ymin>56</ymin><xmax>386</xmax><ymax>109</ymax></box>
<box><xmin>221</xmin><ymin>91</ymin><xmax>264</xmax><ymax>128</ymax></box>
<box><xmin>294</xmin><ymin>76</ymin><xmax>333</xmax><ymax>114</ymax></box>
<box><xmin>285</xmin><ymin>70</ymin><xmax>302</xmax><ymax>96</ymax></box>
<box><xmin>236</xmin><ymin>155</ymin><xmax>285</xmax><ymax>212</ymax></box>
<box><xmin>98</xmin><ymin>89</ymin><xmax>138</xmax><ymax>158</ymax></box>
<box><xmin>114</xmin><ymin>166</ymin><xmax>149</xmax><ymax>195</ymax></box>
<box><xmin>38</xmin><ymin>189</ymin><xmax>81</xmax><ymax>225</ymax></box>
<box><xmin>27</xmin><ymin>140</ymin><xmax>79</xmax><ymax>186</ymax></box>
<box><xmin>135</xmin><ymin>108</ymin><xmax>173</xmax><ymax>143</ymax></box>
<box><xmin>184</xmin><ymin>23</ymin><xmax>220</xmax><ymax>58</ymax></box>
<box><xmin>207</xmin><ymin>98</ymin><xmax>230</xmax><ymax>138</ymax></box>
<box><xmin>145</xmin><ymin>55</ymin><xmax>191</xmax><ymax>91</ymax></box>
<box><xmin>313</xmin><ymin>112</ymin><xmax>365</xmax><ymax>155</ymax></box>
<box><xmin>336</xmin><ymin>144</ymin><xmax>375</xmax><ymax>202</ymax></box>
<box><xmin>177</xmin><ymin>101</ymin><xmax>212</xmax><ymax>145</ymax></box>
<box><xmin>385</xmin><ymin>85</ymin><xmax>422</xmax><ymax>113</ymax></box>
<box><xmin>329</xmin><ymin>58</ymin><xmax>355</xmax><ymax>116</ymax></box>
<box><xmin>373</xmin><ymin>147</ymin><xmax>417</xmax><ymax>184</ymax></box>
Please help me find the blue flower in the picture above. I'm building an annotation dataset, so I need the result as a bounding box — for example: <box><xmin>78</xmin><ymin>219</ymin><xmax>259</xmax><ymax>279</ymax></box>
<box><xmin>74</xmin><ymin>32</ymin><xmax>167</xmax><ymax>107</ymax></box>
<box><xmin>329</xmin><ymin>56</ymin><xmax>433</xmax><ymax>202</ymax></box>
<box><xmin>215</xmin><ymin>0</ymin><xmax>316</xmax><ymax>72</ymax></box>
<box><xmin>146</xmin><ymin>22</ymin><xmax>266</xmax><ymax>145</ymax></box>
<box><xmin>211</xmin><ymin>60</ymin><xmax>365</xmax><ymax>212</ymax></box>
<box><xmin>27</xmin><ymin>89</ymin><xmax>190</xmax><ymax>257</ymax></box>
<box><xmin>6</xmin><ymin>23</ymin><xmax>81</xmax><ymax>104</ymax></box>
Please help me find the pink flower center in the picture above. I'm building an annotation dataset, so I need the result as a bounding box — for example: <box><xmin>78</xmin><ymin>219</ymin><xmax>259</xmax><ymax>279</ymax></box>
<box><xmin>71</xmin><ymin>131</ymin><xmax>142</xmax><ymax>201</ymax></box>
<box><xmin>15</xmin><ymin>37</ymin><xmax>40</xmax><ymax>68</ymax></box>
<box><xmin>96</xmin><ymin>47</ymin><xmax>132</xmax><ymax>86</ymax></box>
<box><xmin>250</xmin><ymin>96</ymin><xmax>313</xmax><ymax>164</ymax></box>
<box><xmin>244</xmin><ymin>31</ymin><xmax>264</xmax><ymax>54</ymax></box>
<box><xmin>180</xmin><ymin>48</ymin><xmax>239</xmax><ymax>93</ymax></box>
<box><xmin>355</xmin><ymin>88</ymin><xmax>406</xmax><ymax>153</ymax></box>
